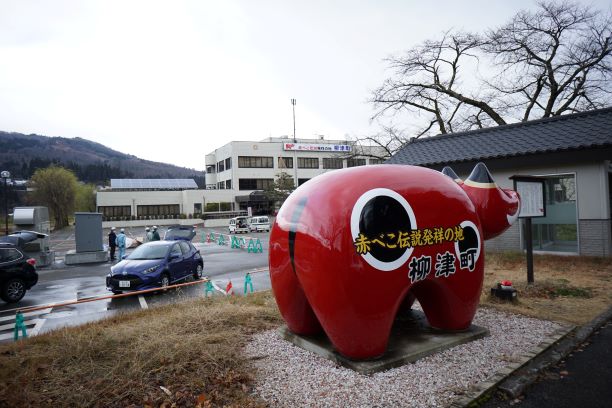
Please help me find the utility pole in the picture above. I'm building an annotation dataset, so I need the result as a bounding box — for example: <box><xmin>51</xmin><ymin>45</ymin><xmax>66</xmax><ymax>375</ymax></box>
<box><xmin>291</xmin><ymin>99</ymin><xmax>296</xmax><ymax>143</ymax></box>
<box><xmin>1</xmin><ymin>171</ymin><xmax>10</xmax><ymax>236</ymax></box>
<box><xmin>291</xmin><ymin>99</ymin><xmax>298</xmax><ymax>187</ymax></box>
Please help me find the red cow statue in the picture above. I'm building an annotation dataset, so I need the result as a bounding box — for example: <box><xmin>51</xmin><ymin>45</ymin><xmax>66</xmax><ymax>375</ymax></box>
<box><xmin>269</xmin><ymin>162</ymin><xmax>520</xmax><ymax>360</ymax></box>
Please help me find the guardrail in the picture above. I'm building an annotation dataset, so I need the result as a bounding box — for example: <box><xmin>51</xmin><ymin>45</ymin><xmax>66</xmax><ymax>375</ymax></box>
<box><xmin>16</xmin><ymin>278</ymin><xmax>212</xmax><ymax>314</ymax></box>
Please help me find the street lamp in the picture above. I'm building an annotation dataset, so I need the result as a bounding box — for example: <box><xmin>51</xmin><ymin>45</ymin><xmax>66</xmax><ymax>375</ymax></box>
<box><xmin>291</xmin><ymin>98</ymin><xmax>297</xmax><ymax>143</ymax></box>
<box><xmin>290</xmin><ymin>99</ymin><xmax>298</xmax><ymax>187</ymax></box>
<box><xmin>1</xmin><ymin>170</ymin><xmax>10</xmax><ymax>236</ymax></box>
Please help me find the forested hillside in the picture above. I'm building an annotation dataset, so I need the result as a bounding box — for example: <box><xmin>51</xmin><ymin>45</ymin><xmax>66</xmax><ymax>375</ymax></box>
<box><xmin>0</xmin><ymin>131</ymin><xmax>205</xmax><ymax>186</ymax></box>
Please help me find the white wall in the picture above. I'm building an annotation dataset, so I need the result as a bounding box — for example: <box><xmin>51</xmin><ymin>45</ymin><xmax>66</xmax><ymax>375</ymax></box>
<box><xmin>97</xmin><ymin>189</ymin><xmax>206</xmax><ymax>216</ymax></box>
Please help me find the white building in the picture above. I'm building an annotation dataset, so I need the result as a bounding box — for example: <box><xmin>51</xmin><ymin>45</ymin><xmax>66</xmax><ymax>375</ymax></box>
<box><xmin>96</xmin><ymin>136</ymin><xmax>386</xmax><ymax>225</ymax></box>
<box><xmin>204</xmin><ymin>136</ymin><xmax>386</xmax><ymax>213</ymax></box>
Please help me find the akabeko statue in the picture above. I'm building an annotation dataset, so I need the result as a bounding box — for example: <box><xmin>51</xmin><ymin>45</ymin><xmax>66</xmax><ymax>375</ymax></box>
<box><xmin>269</xmin><ymin>163</ymin><xmax>520</xmax><ymax>360</ymax></box>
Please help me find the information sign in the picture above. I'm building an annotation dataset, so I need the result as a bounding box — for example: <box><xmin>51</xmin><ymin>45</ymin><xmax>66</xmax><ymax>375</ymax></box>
<box><xmin>514</xmin><ymin>179</ymin><xmax>545</xmax><ymax>218</ymax></box>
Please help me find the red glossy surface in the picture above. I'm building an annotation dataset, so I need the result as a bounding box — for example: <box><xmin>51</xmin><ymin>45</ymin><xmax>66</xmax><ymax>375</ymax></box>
<box><xmin>461</xmin><ymin>184</ymin><xmax>520</xmax><ymax>240</ymax></box>
<box><xmin>269</xmin><ymin>164</ymin><xmax>519</xmax><ymax>360</ymax></box>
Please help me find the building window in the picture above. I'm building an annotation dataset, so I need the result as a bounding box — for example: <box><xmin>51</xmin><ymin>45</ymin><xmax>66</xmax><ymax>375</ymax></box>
<box><xmin>137</xmin><ymin>205</ymin><xmax>180</xmax><ymax>216</ymax></box>
<box><xmin>369</xmin><ymin>158</ymin><xmax>383</xmax><ymax>165</ymax></box>
<box><xmin>347</xmin><ymin>158</ymin><xmax>366</xmax><ymax>167</ymax></box>
<box><xmin>298</xmin><ymin>157</ymin><xmax>319</xmax><ymax>169</ymax></box>
<box><xmin>194</xmin><ymin>203</ymin><xmax>202</xmax><ymax>214</ymax></box>
<box><xmin>225</xmin><ymin>157</ymin><xmax>232</xmax><ymax>170</ymax></box>
<box><xmin>278</xmin><ymin>157</ymin><xmax>293</xmax><ymax>168</ymax></box>
<box><xmin>527</xmin><ymin>174</ymin><xmax>577</xmax><ymax>253</ymax></box>
<box><xmin>298</xmin><ymin>178</ymin><xmax>310</xmax><ymax>186</ymax></box>
<box><xmin>98</xmin><ymin>206</ymin><xmax>131</xmax><ymax>218</ymax></box>
<box><xmin>217</xmin><ymin>181</ymin><xmax>225</xmax><ymax>190</ymax></box>
<box><xmin>206</xmin><ymin>165</ymin><xmax>215</xmax><ymax>174</ymax></box>
<box><xmin>323</xmin><ymin>158</ymin><xmax>343</xmax><ymax>169</ymax></box>
<box><xmin>238</xmin><ymin>178</ymin><xmax>274</xmax><ymax>190</ymax></box>
<box><xmin>217</xmin><ymin>160</ymin><xmax>225</xmax><ymax>172</ymax></box>
<box><xmin>238</xmin><ymin>156</ymin><xmax>273</xmax><ymax>168</ymax></box>
<box><xmin>225</xmin><ymin>179</ymin><xmax>232</xmax><ymax>189</ymax></box>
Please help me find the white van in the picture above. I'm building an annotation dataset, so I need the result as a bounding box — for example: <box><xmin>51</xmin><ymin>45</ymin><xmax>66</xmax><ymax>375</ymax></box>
<box><xmin>228</xmin><ymin>216</ymin><xmax>249</xmax><ymax>234</ymax></box>
<box><xmin>249</xmin><ymin>216</ymin><xmax>271</xmax><ymax>232</ymax></box>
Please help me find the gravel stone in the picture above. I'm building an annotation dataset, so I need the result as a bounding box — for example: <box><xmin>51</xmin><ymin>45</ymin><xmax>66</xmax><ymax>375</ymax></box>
<box><xmin>244</xmin><ymin>306</ymin><xmax>562</xmax><ymax>407</ymax></box>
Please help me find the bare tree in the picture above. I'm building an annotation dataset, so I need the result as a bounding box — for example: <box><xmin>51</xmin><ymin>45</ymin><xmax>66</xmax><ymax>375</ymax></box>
<box><xmin>367</xmin><ymin>1</ymin><xmax>611</xmax><ymax>158</ymax></box>
<box><xmin>485</xmin><ymin>1</ymin><xmax>611</xmax><ymax>120</ymax></box>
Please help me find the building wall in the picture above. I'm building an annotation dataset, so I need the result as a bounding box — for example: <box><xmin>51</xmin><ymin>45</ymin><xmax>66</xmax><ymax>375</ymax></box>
<box><xmin>205</xmin><ymin>138</ymin><xmax>386</xmax><ymax>193</ymax></box>
<box><xmin>97</xmin><ymin>190</ymin><xmax>205</xmax><ymax>216</ymax></box>
<box><xmin>97</xmin><ymin>189</ymin><xmax>240</xmax><ymax>214</ymax></box>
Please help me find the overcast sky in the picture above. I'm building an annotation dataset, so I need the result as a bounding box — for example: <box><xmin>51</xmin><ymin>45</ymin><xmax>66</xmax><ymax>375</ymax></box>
<box><xmin>0</xmin><ymin>0</ymin><xmax>609</xmax><ymax>171</ymax></box>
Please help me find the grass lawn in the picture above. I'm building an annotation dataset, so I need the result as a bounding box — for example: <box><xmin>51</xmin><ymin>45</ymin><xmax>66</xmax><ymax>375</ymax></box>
<box><xmin>482</xmin><ymin>252</ymin><xmax>612</xmax><ymax>325</ymax></box>
<box><xmin>0</xmin><ymin>252</ymin><xmax>610</xmax><ymax>407</ymax></box>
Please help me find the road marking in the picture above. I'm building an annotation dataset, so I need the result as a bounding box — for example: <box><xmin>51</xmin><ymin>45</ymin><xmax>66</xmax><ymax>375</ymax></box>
<box><xmin>0</xmin><ymin>318</ymin><xmax>43</xmax><ymax>339</ymax></box>
<box><xmin>211</xmin><ymin>281</ymin><xmax>227</xmax><ymax>294</ymax></box>
<box><xmin>138</xmin><ymin>295</ymin><xmax>148</xmax><ymax>309</ymax></box>
<box><xmin>0</xmin><ymin>308</ymin><xmax>53</xmax><ymax>322</ymax></box>
<box><xmin>29</xmin><ymin>318</ymin><xmax>46</xmax><ymax>337</ymax></box>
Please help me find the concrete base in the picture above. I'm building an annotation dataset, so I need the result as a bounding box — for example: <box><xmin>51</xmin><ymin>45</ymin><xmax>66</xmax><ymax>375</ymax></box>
<box><xmin>64</xmin><ymin>250</ymin><xmax>109</xmax><ymax>265</ymax></box>
<box><xmin>279</xmin><ymin>310</ymin><xmax>489</xmax><ymax>375</ymax></box>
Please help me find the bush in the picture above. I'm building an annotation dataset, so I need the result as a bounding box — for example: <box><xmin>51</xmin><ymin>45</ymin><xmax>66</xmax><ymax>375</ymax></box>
<box><xmin>205</xmin><ymin>203</ymin><xmax>219</xmax><ymax>212</ymax></box>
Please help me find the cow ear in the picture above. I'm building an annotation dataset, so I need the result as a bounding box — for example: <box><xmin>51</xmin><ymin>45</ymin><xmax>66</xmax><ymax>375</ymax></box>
<box><xmin>441</xmin><ymin>166</ymin><xmax>463</xmax><ymax>184</ymax></box>
<box><xmin>464</xmin><ymin>162</ymin><xmax>496</xmax><ymax>187</ymax></box>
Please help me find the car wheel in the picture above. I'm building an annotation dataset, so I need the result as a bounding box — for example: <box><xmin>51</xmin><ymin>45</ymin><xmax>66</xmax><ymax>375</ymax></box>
<box><xmin>193</xmin><ymin>263</ymin><xmax>203</xmax><ymax>280</ymax></box>
<box><xmin>1</xmin><ymin>278</ymin><xmax>26</xmax><ymax>303</ymax></box>
<box><xmin>160</xmin><ymin>273</ymin><xmax>170</xmax><ymax>291</ymax></box>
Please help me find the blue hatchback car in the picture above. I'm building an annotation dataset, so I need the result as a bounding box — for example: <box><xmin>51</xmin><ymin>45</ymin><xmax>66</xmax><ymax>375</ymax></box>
<box><xmin>106</xmin><ymin>240</ymin><xmax>203</xmax><ymax>294</ymax></box>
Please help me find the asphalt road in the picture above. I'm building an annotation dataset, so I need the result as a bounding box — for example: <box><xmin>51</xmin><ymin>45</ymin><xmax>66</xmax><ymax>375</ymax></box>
<box><xmin>481</xmin><ymin>321</ymin><xmax>612</xmax><ymax>408</ymax></box>
<box><xmin>1</xmin><ymin>226</ymin><xmax>271</xmax><ymax>342</ymax></box>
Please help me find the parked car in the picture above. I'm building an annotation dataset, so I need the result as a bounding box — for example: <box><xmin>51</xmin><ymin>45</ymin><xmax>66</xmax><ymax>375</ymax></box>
<box><xmin>249</xmin><ymin>216</ymin><xmax>271</xmax><ymax>232</ymax></box>
<box><xmin>228</xmin><ymin>216</ymin><xmax>249</xmax><ymax>234</ymax></box>
<box><xmin>106</xmin><ymin>240</ymin><xmax>203</xmax><ymax>294</ymax></box>
<box><xmin>0</xmin><ymin>242</ymin><xmax>38</xmax><ymax>303</ymax></box>
<box><xmin>164</xmin><ymin>225</ymin><xmax>196</xmax><ymax>241</ymax></box>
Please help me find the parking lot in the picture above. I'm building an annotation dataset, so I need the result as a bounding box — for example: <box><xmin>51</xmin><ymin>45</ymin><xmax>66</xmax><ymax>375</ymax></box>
<box><xmin>0</xmin><ymin>225</ymin><xmax>271</xmax><ymax>342</ymax></box>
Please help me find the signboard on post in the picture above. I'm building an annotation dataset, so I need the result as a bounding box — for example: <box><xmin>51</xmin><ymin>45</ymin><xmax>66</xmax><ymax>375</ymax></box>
<box><xmin>510</xmin><ymin>176</ymin><xmax>546</xmax><ymax>284</ymax></box>
<box><xmin>247</xmin><ymin>206</ymin><xmax>252</xmax><ymax>217</ymax></box>
<box><xmin>514</xmin><ymin>179</ymin><xmax>546</xmax><ymax>218</ymax></box>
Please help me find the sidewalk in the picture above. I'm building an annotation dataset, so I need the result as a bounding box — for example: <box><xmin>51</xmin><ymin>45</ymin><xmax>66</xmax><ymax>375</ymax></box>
<box><xmin>456</xmin><ymin>306</ymin><xmax>612</xmax><ymax>408</ymax></box>
<box><xmin>479</xmin><ymin>320</ymin><xmax>612</xmax><ymax>408</ymax></box>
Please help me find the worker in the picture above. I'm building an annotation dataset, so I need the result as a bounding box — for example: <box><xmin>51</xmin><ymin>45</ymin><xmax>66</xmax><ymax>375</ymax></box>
<box><xmin>116</xmin><ymin>228</ymin><xmax>127</xmax><ymax>260</ymax></box>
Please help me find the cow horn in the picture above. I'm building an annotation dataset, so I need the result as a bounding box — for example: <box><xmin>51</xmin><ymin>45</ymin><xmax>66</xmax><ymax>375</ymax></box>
<box><xmin>464</xmin><ymin>162</ymin><xmax>496</xmax><ymax>188</ymax></box>
<box><xmin>441</xmin><ymin>166</ymin><xmax>463</xmax><ymax>184</ymax></box>
<box><xmin>461</xmin><ymin>162</ymin><xmax>520</xmax><ymax>240</ymax></box>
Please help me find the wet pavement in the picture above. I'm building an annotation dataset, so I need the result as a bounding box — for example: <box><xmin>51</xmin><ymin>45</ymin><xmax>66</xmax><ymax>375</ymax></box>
<box><xmin>1</xmin><ymin>226</ymin><xmax>271</xmax><ymax>342</ymax></box>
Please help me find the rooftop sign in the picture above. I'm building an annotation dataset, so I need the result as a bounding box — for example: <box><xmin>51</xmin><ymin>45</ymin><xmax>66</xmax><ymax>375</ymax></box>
<box><xmin>283</xmin><ymin>143</ymin><xmax>352</xmax><ymax>152</ymax></box>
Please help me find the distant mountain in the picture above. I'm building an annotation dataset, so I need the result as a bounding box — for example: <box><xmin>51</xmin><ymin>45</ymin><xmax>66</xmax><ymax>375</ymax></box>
<box><xmin>0</xmin><ymin>131</ymin><xmax>205</xmax><ymax>186</ymax></box>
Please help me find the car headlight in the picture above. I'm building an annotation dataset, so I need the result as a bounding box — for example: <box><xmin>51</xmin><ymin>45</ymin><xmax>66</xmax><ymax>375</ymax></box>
<box><xmin>143</xmin><ymin>265</ymin><xmax>161</xmax><ymax>274</ymax></box>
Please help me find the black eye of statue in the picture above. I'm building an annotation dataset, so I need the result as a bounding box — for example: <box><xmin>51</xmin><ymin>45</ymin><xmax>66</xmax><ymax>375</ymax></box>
<box><xmin>458</xmin><ymin>225</ymin><xmax>479</xmax><ymax>253</ymax></box>
<box><xmin>359</xmin><ymin>195</ymin><xmax>410</xmax><ymax>263</ymax></box>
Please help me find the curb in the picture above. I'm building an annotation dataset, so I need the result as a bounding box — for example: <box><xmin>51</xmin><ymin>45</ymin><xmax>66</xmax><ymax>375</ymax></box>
<box><xmin>451</xmin><ymin>305</ymin><xmax>612</xmax><ymax>408</ymax></box>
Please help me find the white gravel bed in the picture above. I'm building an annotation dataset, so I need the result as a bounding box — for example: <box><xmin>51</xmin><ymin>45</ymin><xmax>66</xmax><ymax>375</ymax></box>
<box><xmin>244</xmin><ymin>307</ymin><xmax>562</xmax><ymax>407</ymax></box>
